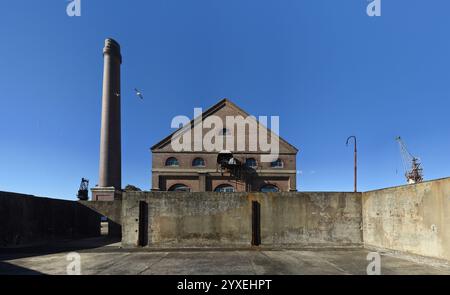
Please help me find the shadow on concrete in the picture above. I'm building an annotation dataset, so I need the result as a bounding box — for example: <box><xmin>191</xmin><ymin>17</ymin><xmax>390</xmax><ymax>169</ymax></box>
<box><xmin>0</xmin><ymin>236</ymin><xmax>120</xmax><ymax>261</ymax></box>
<box><xmin>0</xmin><ymin>261</ymin><xmax>44</xmax><ymax>275</ymax></box>
<box><xmin>0</xmin><ymin>192</ymin><xmax>105</xmax><ymax>248</ymax></box>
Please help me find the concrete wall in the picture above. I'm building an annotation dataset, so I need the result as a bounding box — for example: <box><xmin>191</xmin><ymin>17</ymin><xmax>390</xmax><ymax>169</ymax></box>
<box><xmin>7</xmin><ymin>176</ymin><xmax>449</xmax><ymax>257</ymax></box>
<box><xmin>79</xmin><ymin>201</ymin><xmax>122</xmax><ymax>237</ymax></box>
<box><xmin>0</xmin><ymin>192</ymin><xmax>101</xmax><ymax>247</ymax></box>
<box><xmin>122</xmin><ymin>191</ymin><xmax>362</xmax><ymax>248</ymax></box>
<box><xmin>362</xmin><ymin>177</ymin><xmax>450</xmax><ymax>261</ymax></box>
<box><xmin>252</xmin><ymin>192</ymin><xmax>362</xmax><ymax>247</ymax></box>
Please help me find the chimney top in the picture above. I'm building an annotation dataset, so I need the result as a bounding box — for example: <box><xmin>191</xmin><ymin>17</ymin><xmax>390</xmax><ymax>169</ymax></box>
<box><xmin>103</xmin><ymin>38</ymin><xmax>122</xmax><ymax>63</ymax></box>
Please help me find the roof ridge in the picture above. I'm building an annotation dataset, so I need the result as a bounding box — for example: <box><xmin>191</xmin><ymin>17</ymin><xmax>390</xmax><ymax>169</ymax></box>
<box><xmin>150</xmin><ymin>98</ymin><xmax>299</xmax><ymax>153</ymax></box>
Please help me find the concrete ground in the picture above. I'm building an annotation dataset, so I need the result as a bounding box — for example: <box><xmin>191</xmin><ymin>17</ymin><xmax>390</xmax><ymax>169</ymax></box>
<box><xmin>1</xmin><ymin>238</ymin><xmax>449</xmax><ymax>275</ymax></box>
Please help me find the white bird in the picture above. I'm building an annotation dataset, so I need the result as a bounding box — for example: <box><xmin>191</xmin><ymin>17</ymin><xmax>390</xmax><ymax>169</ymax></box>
<box><xmin>134</xmin><ymin>88</ymin><xmax>144</xmax><ymax>99</ymax></box>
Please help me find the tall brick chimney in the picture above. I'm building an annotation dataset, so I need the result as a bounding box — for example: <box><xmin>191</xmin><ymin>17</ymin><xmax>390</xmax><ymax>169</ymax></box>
<box><xmin>92</xmin><ymin>38</ymin><xmax>122</xmax><ymax>201</ymax></box>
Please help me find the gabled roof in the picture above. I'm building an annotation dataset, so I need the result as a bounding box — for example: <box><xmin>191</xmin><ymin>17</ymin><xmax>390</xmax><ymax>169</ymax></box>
<box><xmin>151</xmin><ymin>98</ymin><xmax>299</xmax><ymax>153</ymax></box>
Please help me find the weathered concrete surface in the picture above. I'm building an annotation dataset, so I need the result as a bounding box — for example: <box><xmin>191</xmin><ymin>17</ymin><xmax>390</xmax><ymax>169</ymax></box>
<box><xmin>0</xmin><ymin>192</ymin><xmax>101</xmax><ymax>247</ymax></box>
<box><xmin>79</xmin><ymin>201</ymin><xmax>122</xmax><ymax>237</ymax></box>
<box><xmin>251</xmin><ymin>192</ymin><xmax>362</xmax><ymax>247</ymax></box>
<box><xmin>122</xmin><ymin>192</ymin><xmax>362</xmax><ymax>248</ymax></box>
<box><xmin>1</xmin><ymin>238</ymin><xmax>449</xmax><ymax>275</ymax></box>
<box><xmin>362</xmin><ymin>177</ymin><xmax>450</xmax><ymax>262</ymax></box>
<box><xmin>122</xmin><ymin>192</ymin><xmax>251</xmax><ymax>248</ymax></box>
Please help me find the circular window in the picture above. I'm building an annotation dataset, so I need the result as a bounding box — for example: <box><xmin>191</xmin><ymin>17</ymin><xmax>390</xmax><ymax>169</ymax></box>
<box><xmin>260</xmin><ymin>184</ymin><xmax>280</xmax><ymax>192</ymax></box>
<box><xmin>165</xmin><ymin>157</ymin><xmax>179</xmax><ymax>167</ymax></box>
<box><xmin>168</xmin><ymin>184</ymin><xmax>190</xmax><ymax>192</ymax></box>
<box><xmin>270</xmin><ymin>159</ymin><xmax>283</xmax><ymax>168</ymax></box>
<box><xmin>192</xmin><ymin>157</ymin><xmax>205</xmax><ymax>167</ymax></box>
<box><xmin>214</xmin><ymin>184</ymin><xmax>235</xmax><ymax>192</ymax></box>
<box><xmin>245</xmin><ymin>158</ymin><xmax>257</xmax><ymax>168</ymax></box>
<box><xmin>219</xmin><ymin>128</ymin><xmax>231</xmax><ymax>136</ymax></box>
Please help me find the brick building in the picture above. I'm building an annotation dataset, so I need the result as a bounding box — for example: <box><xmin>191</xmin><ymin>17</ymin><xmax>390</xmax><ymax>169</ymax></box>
<box><xmin>151</xmin><ymin>99</ymin><xmax>298</xmax><ymax>192</ymax></box>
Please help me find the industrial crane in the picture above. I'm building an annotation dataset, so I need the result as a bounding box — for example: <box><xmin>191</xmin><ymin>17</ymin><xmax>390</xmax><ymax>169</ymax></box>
<box><xmin>77</xmin><ymin>178</ymin><xmax>89</xmax><ymax>200</ymax></box>
<box><xmin>395</xmin><ymin>136</ymin><xmax>423</xmax><ymax>184</ymax></box>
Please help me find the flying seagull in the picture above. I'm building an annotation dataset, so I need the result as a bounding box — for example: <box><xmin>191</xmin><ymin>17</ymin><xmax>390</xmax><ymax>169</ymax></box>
<box><xmin>134</xmin><ymin>88</ymin><xmax>144</xmax><ymax>100</ymax></box>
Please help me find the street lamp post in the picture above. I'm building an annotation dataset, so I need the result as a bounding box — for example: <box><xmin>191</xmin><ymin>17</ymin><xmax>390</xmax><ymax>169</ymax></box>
<box><xmin>346</xmin><ymin>136</ymin><xmax>357</xmax><ymax>192</ymax></box>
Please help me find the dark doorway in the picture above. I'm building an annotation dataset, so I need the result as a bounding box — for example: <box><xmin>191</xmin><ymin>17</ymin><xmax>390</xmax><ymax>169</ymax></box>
<box><xmin>251</xmin><ymin>201</ymin><xmax>261</xmax><ymax>246</ymax></box>
<box><xmin>138</xmin><ymin>201</ymin><xmax>148</xmax><ymax>247</ymax></box>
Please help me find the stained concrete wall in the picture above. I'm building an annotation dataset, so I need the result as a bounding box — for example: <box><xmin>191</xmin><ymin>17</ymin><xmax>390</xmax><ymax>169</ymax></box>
<box><xmin>7</xmin><ymin>177</ymin><xmax>449</xmax><ymax>257</ymax></box>
<box><xmin>362</xmin><ymin>177</ymin><xmax>450</xmax><ymax>261</ymax></box>
<box><xmin>79</xmin><ymin>201</ymin><xmax>122</xmax><ymax>237</ymax></box>
<box><xmin>0</xmin><ymin>192</ymin><xmax>101</xmax><ymax>247</ymax></box>
<box><xmin>122</xmin><ymin>191</ymin><xmax>362</xmax><ymax>248</ymax></box>
<box><xmin>252</xmin><ymin>192</ymin><xmax>362</xmax><ymax>247</ymax></box>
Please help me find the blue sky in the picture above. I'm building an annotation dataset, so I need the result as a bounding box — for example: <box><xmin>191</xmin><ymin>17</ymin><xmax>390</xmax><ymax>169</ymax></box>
<box><xmin>1</xmin><ymin>0</ymin><xmax>449</xmax><ymax>199</ymax></box>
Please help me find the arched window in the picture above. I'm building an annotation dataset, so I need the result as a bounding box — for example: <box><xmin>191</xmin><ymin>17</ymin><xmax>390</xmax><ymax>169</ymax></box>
<box><xmin>168</xmin><ymin>184</ymin><xmax>190</xmax><ymax>192</ymax></box>
<box><xmin>165</xmin><ymin>157</ymin><xmax>179</xmax><ymax>167</ymax></box>
<box><xmin>260</xmin><ymin>184</ymin><xmax>280</xmax><ymax>192</ymax></box>
<box><xmin>214</xmin><ymin>184</ymin><xmax>235</xmax><ymax>192</ymax></box>
<box><xmin>270</xmin><ymin>158</ymin><xmax>283</xmax><ymax>168</ymax></box>
<box><xmin>245</xmin><ymin>158</ymin><xmax>257</xmax><ymax>168</ymax></box>
<box><xmin>192</xmin><ymin>157</ymin><xmax>205</xmax><ymax>167</ymax></box>
<box><xmin>219</xmin><ymin>128</ymin><xmax>231</xmax><ymax>136</ymax></box>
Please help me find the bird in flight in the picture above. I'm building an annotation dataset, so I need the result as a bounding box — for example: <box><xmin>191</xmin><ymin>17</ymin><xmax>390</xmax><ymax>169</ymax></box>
<box><xmin>134</xmin><ymin>88</ymin><xmax>144</xmax><ymax>100</ymax></box>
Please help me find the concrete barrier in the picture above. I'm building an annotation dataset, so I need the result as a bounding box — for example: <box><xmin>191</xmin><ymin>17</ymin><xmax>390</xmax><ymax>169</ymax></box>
<box><xmin>4</xmin><ymin>176</ymin><xmax>450</xmax><ymax>260</ymax></box>
<box><xmin>79</xmin><ymin>201</ymin><xmax>122</xmax><ymax>237</ymax></box>
<box><xmin>121</xmin><ymin>191</ymin><xmax>363</xmax><ymax>248</ymax></box>
<box><xmin>362</xmin><ymin>177</ymin><xmax>450</xmax><ymax>261</ymax></box>
<box><xmin>0</xmin><ymin>192</ymin><xmax>101</xmax><ymax>247</ymax></box>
